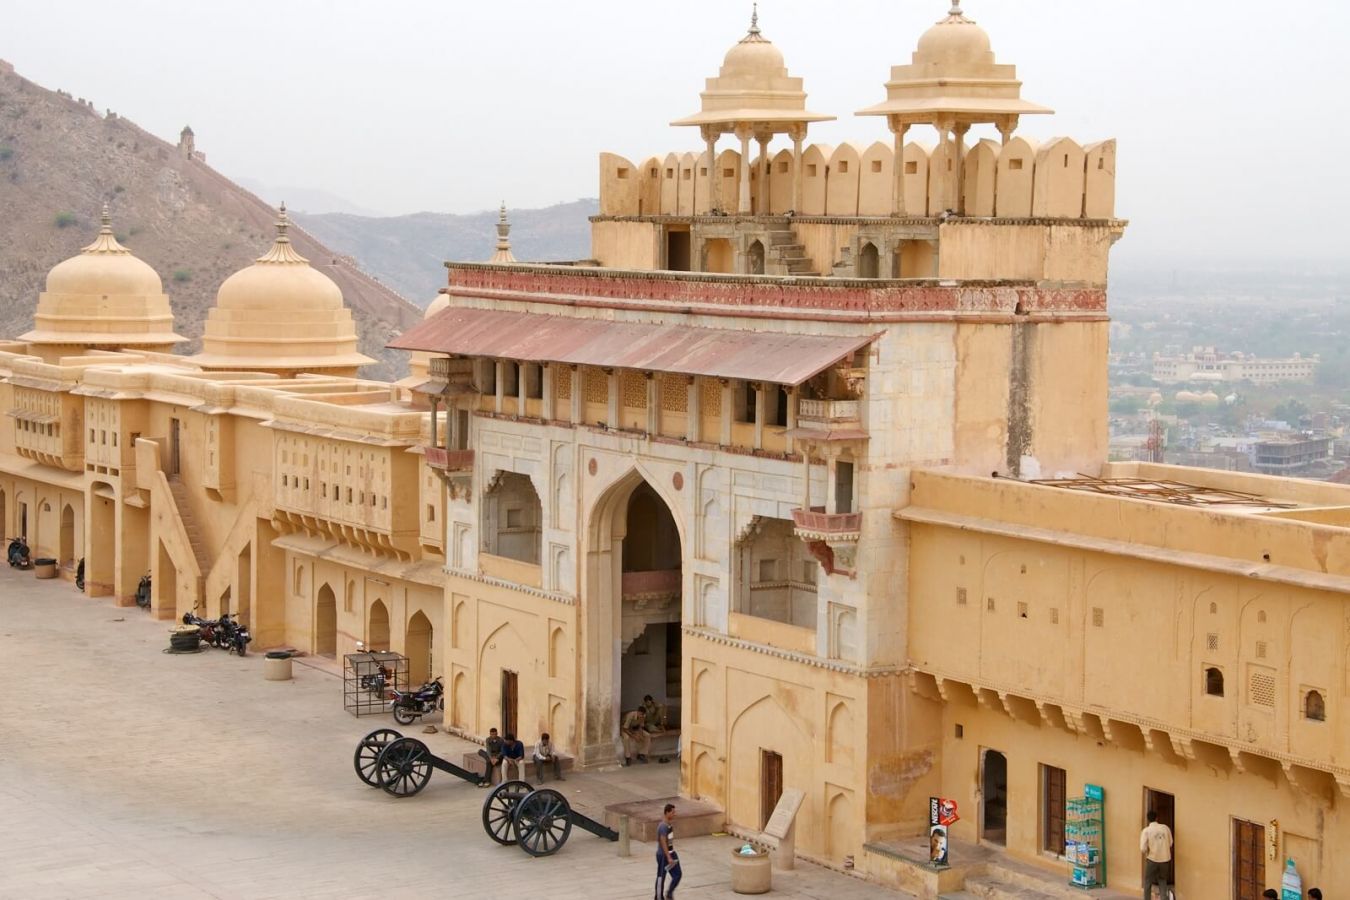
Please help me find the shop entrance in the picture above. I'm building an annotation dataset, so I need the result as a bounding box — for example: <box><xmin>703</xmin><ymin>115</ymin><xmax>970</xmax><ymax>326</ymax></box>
<box><xmin>1232</xmin><ymin>818</ymin><xmax>1265</xmax><ymax>900</ymax></box>
<box><xmin>1144</xmin><ymin>788</ymin><xmax>1175</xmax><ymax>890</ymax></box>
<box><xmin>760</xmin><ymin>750</ymin><xmax>783</xmax><ymax>829</ymax></box>
<box><xmin>981</xmin><ymin>748</ymin><xmax>1008</xmax><ymax>845</ymax></box>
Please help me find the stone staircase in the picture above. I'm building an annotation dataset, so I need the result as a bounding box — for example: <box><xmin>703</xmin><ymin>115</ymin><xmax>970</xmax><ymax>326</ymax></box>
<box><xmin>764</xmin><ymin>223</ymin><xmax>818</xmax><ymax>276</ymax></box>
<box><xmin>167</xmin><ymin>477</ymin><xmax>212</xmax><ymax>577</ymax></box>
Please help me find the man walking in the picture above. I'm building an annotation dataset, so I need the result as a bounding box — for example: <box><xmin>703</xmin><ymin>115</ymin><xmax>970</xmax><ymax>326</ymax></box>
<box><xmin>1139</xmin><ymin>809</ymin><xmax>1173</xmax><ymax>900</ymax></box>
<box><xmin>654</xmin><ymin>802</ymin><xmax>680</xmax><ymax>899</ymax></box>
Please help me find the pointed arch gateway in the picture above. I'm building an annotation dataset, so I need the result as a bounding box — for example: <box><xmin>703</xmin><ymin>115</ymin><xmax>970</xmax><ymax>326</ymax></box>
<box><xmin>580</xmin><ymin>468</ymin><xmax>686</xmax><ymax>766</ymax></box>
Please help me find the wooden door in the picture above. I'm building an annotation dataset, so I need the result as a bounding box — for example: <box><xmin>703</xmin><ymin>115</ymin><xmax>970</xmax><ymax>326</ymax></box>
<box><xmin>1144</xmin><ymin>789</ymin><xmax>1176</xmax><ymax>888</ymax></box>
<box><xmin>168</xmin><ymin>417</ymin><xmax>181</xmax><ymax>476</ymax></box>
<box><xmin>1232</xmin><ymin>819</ymin><xmax>1265</xmax><ymax>900</ymax></box>
<box><xmin>500</xmin><ymin>670</ymin><xmax>518</xmax><ymax>738</ymax></box>
<box><xmin>1042</xmin><ymin>765</ymin><xmax>1067</xmax><ymax>854</ymax></box>
<box><xmin>760</xmin><ymin>750</ymin><xmax>783</xmax><ymax>830</ymax></box>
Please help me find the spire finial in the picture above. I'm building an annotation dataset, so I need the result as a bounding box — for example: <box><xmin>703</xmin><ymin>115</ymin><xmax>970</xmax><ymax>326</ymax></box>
<box><xmin>100</xmin><ymin>202</ymin><xmax>112</xmax><ymax>232</ymax></box>
<box><xmin>276</xmin><ymin>202</ymin><xmax>290</xmax><ymax>241</ymax></box>
<box><xmin>749</xmin><ymin>2</ymin><xmax>760</xmax><ymax>35</ymax></box>
<box><xmin>255</xmin><ymin>201</ymin><xmax>308</xmax><ymax>264</ymax></box>
<box><xmin>949</xmin><ymin>1</ymin><xmax>963</xmax><ymax>15</ymax></box>
<box><xmin>490</xmin><ymin>202</ymin><xmax>517</xmax><ymax>264</ymax></box>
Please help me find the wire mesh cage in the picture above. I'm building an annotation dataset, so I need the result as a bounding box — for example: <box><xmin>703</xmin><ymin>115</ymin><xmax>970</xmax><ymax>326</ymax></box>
<box><xmin>344</xmin><ymin>651</ymin><xmax>408</xmax><ymax>717</ymax></box>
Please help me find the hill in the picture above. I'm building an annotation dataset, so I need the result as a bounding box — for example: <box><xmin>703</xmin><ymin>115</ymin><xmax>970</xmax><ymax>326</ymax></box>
<box><xmin>294</xmin><ymin>200</ymin><xmax>598</xmax><ymax>305</ymax></box>
<box><xmin>0</xmin><ymin>61</ymin><xmax>422</xmax><ymax>380</ymax></box>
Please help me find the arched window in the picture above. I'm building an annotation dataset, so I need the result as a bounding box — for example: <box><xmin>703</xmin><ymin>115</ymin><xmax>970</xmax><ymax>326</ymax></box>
<box><xmin>1305</xmin><ymin>690</ymin><xmax>1326</xmax><ymax>722</ymax></box>
<box><xmin>1204</xmin><ymin>667</ymin><xmax>1224</xmax><ymax>697</ymax></box>
<box><xmin>858</xmin><ymin>242</ymin><xmax>879</xmax><ymax>279</ymax></box>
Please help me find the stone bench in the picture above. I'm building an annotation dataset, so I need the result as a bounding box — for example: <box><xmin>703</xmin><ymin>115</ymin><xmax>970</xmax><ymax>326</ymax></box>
<box><xmin>460</xmin><ymin>750</ymin><xmax>575</xmax><ymax>782</ymax></box>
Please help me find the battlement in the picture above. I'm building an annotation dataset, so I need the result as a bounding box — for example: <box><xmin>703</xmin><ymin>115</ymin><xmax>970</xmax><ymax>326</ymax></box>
<box><xmin>600</xmin><ymin>135</ymin><xmax>1115</xmax><ymax>220</ymax></box>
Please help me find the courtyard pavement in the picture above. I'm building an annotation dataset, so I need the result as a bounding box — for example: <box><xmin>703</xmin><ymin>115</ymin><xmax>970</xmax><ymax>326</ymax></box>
<box><xmin>0</xmin><ymin>567</ymin><xmax>909</xmax><ymax>900</ymax></box>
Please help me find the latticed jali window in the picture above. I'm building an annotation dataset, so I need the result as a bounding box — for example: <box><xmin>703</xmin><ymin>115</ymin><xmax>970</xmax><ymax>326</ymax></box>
<box><xmin>660</xmin><ymin>375</ymin><xmax>688</xmax><ymax>412</ymax></box>
<box><xmin>584</xmin><ymin>369</ymin><xmax>609</xmax><ymax>404</ymax></box>
<box><xmin>701</xmin><ymin>379</ymin><xmax>723</xmax><ymax>416</ymax></box>
<box><xmin>621</xmin><ymin>372</ymin><xmax>648</xmax><ymax>408</ymax></box>
<box><xmin>555</xmin><ymin>368</ymin><xmax>572</xmax><ymax>400</ymax></box>
<box><xmin>1248</xmin><ymin>670</ymin><xmax>1276</xmax><ymax>708</ymax></box>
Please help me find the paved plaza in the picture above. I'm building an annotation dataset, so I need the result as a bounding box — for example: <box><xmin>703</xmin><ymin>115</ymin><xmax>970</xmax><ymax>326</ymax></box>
<box><xmin>0</xmin><ymin>568</ymin><xmax>907</xmax><ymax>900</ymax></box>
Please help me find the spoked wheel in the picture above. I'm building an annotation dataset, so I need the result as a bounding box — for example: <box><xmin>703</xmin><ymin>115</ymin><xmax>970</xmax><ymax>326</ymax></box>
<box><xmin>512</xmin><ymin>788</ymin><xmax>573</xmax><ymax>857</ymax></box>
<box><xmin>482</xmin><ymin>779</ymin><xmax>533</xmax><ymax>845</ymax></box>
<box><xmin>376</xmin><ymin>737</ymin><xmax>433</xmax><ymax>797</ymax></box>
<box><xmin>353</xmin><ymin>728</ymin><xmax>403</xmax><ymax>787</ymax></box>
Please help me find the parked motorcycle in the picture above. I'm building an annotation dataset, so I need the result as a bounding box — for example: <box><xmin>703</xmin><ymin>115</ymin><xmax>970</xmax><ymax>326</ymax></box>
<box><xmin>182</xmin><ymin>611</ymin><xmax>222</xmax><ymax>646</ymax></box>
<box><xmin>135</xmin><ymin>573</ymin><xmax>152</xmax><ymax>608</ymax></box>
<box><xmin>75</xmin><ymin>558</ymin><xmax>85</xmax><ymax>591</ymax></box>
<box><xmin>7</xmin><ymin>537</ymin><xmax>32</xmax><ymax>570</ymax></box>
<box><xmin>389</xmin><ymin>676</ymin><xmax>443</xmax><ymax>725</ymax></box>
<box><xmin>218</xmin><ymin>612</ymin><xmax>252</xmax><ymax>657</ymax></box>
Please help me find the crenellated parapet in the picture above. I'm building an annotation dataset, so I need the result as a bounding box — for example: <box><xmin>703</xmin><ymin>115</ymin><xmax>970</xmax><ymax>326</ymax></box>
<box><xmin>599</xmin><ymin>135</ymin><xmax>1115</xmax><ymax>221</ymax></box>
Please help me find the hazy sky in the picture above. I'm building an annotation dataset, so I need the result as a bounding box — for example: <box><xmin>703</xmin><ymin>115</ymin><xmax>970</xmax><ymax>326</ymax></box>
<box><xmin>6</xmin><ymin>0</ymin><xmax>1349</xmax><ymax>266</ymax></box>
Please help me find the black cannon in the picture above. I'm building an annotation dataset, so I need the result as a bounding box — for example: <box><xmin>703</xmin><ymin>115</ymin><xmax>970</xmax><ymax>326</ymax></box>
<box><xmin>352</xmin><ymin>729</ymin><xmax>618</xmax><ymax>856</ymax></box>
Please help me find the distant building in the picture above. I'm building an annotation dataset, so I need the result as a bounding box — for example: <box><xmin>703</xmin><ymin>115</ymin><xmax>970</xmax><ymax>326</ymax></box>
<box><xmin>1152</xmin><ymin>346</ymin><xmax>1317</xmax><ymax>384</ymax></box>
<box><xmin>1253</xmin><ymin>434</ymin><xmax>1335</xmax><ymax>474</ymax></box>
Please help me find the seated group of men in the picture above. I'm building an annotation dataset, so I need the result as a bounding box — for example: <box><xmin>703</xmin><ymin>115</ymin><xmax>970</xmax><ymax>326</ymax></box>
<box><xmin>476</xmin><ymin>728</ymin><xmax>565</xmax><ymax>785</ymax></box>
<box><xmin>476</xmin><ymin>695</ymin><xmax>671</xmax><ymax>781</ymax></box>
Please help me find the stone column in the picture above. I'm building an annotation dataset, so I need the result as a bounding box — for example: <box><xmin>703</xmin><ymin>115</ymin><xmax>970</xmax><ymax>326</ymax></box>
<box><xmin>735</xmin><ymin>124</ymin><xmax>753</xmax><ymax>215</ymax></box>
<box><xmin>569</xmin><ymin>366</ymin><xmax>582</xmax><ymax>424</ymax></box>
<box><xmin>703</xmin><ymin>126</ymin><xmax>719</xmax><ymax>214</ymax></box>
<box><xmin>997</xmin><ymin>115</ymin><xmax>1018</xmax><ymax>146</ymax></box>
<box><xmin>541</xmin><ymin>364</ymin><xmax>554</xmax><ymax>421</ymax></box>
<box><xmin>756</xmin><ymin>134</ymin><xmax>771</xmax><ymax>215</ymax></box>
<box><xmin>953</xmin><ymin>123</ymin><xmax>970</xmax><ymax>215</ymax></box>
<box><xmin>494</xmin><ymin>360</ymin><xmax>504</xmax><ymax>414</ymax></box>
<box><xmin>686</xmin><ymin>377</ymin><xmax>701</xmax><ymax>443</ymax></box>
<box><xmin>720</xmin><ymin>379</ymin><xmax>734</xmax><ymax>446</ymax></box>
<box><xmin>936</xmin><ymin>118</ymin><xmax>954</xmax><ymax>214</ymax></box>
<box><xmin>646</xmin><ymin>373</ymin><xmax>659</xmax><ymax>435</ymax></box>
<box><xmin>790</xmin><ymin>124</ymin><xmax>806</xmax><ymax>213</ymax></box>
<box><xmin>785</xmin><ymin>386</ymin><xmax>797</xmax><ymax>455</ymax></box>
<box><xmin>890</xmin><ymin>117</ymin><xmax>909</xmax><ymax>217</ymax></box>
<box><xmin>605</xmin><ymin>369</ymin><xmax>619</xmax><ymax>429</ymax></box>
<box><xmin>428</xmin><ymin>397</ymin><xmax>440</xmax><ymax>449</ymax></box>
<box><xmin>752</xmin><ymin>382</ymin><xmax>765</xmax><ymax>450</ymax></box>
<box><xmin>801</xmin><ymin>447</ymin><xmax>812</xmax><ymax>510</ymax></box>
<box><xmin>518</xmin><ymin>363</ymin><xmax>528</xmax><ymax>416</ymax></box>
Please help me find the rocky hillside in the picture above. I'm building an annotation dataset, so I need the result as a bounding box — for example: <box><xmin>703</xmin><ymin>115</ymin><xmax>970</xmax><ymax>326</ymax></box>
<box><xmin>0</xmin><ymin>61</ymin><xmax>422</xmax><ymax>380</ymax></box>
<box><xmin>294</xmin><ymin>199</ymin><xmax>598</xmax><ymax>304</ymax></box>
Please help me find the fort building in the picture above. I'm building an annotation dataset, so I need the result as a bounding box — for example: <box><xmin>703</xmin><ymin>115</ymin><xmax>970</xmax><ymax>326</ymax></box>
<box><xmin>1</xmin><ymin>6</ymin><xmax>1346</xmax><ymax>899</ymax></box>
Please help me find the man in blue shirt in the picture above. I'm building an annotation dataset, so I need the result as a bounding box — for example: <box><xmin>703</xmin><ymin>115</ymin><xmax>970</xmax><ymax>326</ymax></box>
<box><xmin>502</xmin><ymin>732</ymin><xmax>526</xmax><ymax>781</ymax></box>
<box><xmin>655</xmin><ymin>803</ymin><xmax>680</xmax><ymax>899</ymax></box>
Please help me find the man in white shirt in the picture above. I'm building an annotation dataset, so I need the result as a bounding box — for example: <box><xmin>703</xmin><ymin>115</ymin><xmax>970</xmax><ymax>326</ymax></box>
<box><xmin>1139</xmin><ymin>810</ymin><xmax>1173</xmax><ymax>900</ymax></box>
<box><xmin>532</xmin><ymin>732</ymin><xmax>564</xmax><ymax>782</ymax></box>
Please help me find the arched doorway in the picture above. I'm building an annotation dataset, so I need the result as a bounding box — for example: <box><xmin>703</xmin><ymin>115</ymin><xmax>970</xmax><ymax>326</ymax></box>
<box><xmin>582</xmin><ymin>471</ymin><xmax>684</xmax><ymax>766</ymax></box>
<box><xmin>858</xmin><ymin>241</ymin><xmax>879</xmax><ymax>278</ymax></box>
<box><xmin>59</xmin><ymin>504</ymin><xmax>75</xmax><ymax>571</ymax></box>
<box><xmin>315</xmin><ymin>583</ymin><xmax>337</xmax><ymax>657</ymax></box>
<box><xmin>407</xmin><ymin>611</ymin><xmax>433</xmax><ymax>684</ymax></box>
<box><xmin>981</xmin><ymin>748</ymin><xmax>1008</xmax><ymax>846</ymax></box>
<box><xmin>368</xmin><ymin>599</ymin><xmax>390</xmax><ymax>650</ymax></box>
<box><xmin>746</xmin><ymin>240</ymin><xmax>765</xmax><ymax>275</ymax></box>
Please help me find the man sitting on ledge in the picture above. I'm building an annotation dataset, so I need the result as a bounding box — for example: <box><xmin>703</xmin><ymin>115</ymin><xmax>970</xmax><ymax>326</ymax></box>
<box><xmin>476</xmin><ymin>727</ymin><xmax>504</xmax><ymax>787</ymax></box>
<box><xmin>642</xmin><ymin>694</ymin><xmax>668</xmax><ymax>732</ymax></box>
<box><xmin>622</xmin><ymin>707</ymin><xmax>650</xmax><ymax>765</ymax></box>
<box><xmin>532</xmin><ymin>732</ymin><xmax>565</xmax><ymax>782</ymax></box>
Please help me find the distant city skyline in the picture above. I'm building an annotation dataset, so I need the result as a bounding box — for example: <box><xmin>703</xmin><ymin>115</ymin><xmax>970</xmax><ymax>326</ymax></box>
<box><xmin>5</xmin><ymin>0</ymin><xmax>1349</xmax><ymax>266</ymax></box>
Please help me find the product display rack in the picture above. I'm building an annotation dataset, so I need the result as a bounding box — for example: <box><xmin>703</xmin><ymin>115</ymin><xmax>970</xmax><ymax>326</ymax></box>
<box><xmin>1065</xmin><ymin>787</ymin><xmax>1107</xmax><ymax>889</ymax></box>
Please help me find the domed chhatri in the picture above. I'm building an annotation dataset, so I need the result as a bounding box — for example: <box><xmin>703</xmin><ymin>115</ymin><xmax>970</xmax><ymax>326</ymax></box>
<box><xmin>193</xmin><ymin>204</ymin><xmax>373</xmax><ymax>377</ymax></box>
<box><xmin>672</xmin><ymin>5</ymin><xmax>835</xmax><ymax>214</ymax></box>
<box><xmin>857</xmin><ymin>2</ymin><xmax>1052</xmax><ymax>216</ymax></box>
<box><xmin>21</xmin><ymin>205</ymin><xmax>183</xmax><ymax>355</ymax></box>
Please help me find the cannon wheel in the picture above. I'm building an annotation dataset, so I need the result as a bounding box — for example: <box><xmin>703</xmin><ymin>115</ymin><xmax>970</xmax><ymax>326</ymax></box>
<box><xmin>512</xmin><ymin>788</ymin><xmax>573</xmax><ymax>857</ymax></box>
<box><xmin>376</xmin><ymin>737</ymin><xmax>433</xmax><ymax>797</ymax></box>
<box><xmin>482</xmin><ymin>779</ymin><xmax>533</xmax><ymax>845</ymax></box>
<box><xmin>353</xmin><ymin>728</ymin><xmax>403</xmax><ymax>787</ymax></box>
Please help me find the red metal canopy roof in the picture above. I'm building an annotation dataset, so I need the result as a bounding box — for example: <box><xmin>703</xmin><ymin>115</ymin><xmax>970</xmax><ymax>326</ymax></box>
<box><xmin>389</xmin><ymin>307</ymin><xmax>875</xmax><ymax>386</ymax></box>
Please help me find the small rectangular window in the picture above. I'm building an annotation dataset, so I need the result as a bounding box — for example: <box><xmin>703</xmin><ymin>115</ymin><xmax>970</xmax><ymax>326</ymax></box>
<box><xmin>956</xmin><ymin>588</ymin><xmax>967</xmax><ymax>606</ymax></box>
<box><xmin>904</xmin><ymin>161</ymin><xmax>918</xmax><ymax>175</ymax></box>
<box><xmin>723</xmin><ymin>167</ymin><xmax>735</xmax><ymax>178</ymax></box>
<box><xmin>616</xmin><ymin>167</ymin><xmax>629</xmax><ymax>179</ymax></box>
<box><xmin>681</xmin><ymin>169</ymin><xmax>691</xmax><ymax>180</ymax></box>
<box><xmin>777</xmin><ymin>161</ymin><xmax>788</xmax><ymax>173</ymax></box>
<box><xmin>1092</xmin><ymin>607</ymin><xmax>1104</xmax><ymax>627</ymax></box>
<box><xmin>506</xmin><ymin>507</ymin><xmax>523</xmax><ymax>528</ymax></box>
<box><xmin>758</xmin><ymin>559</ymin><xmax>777</xmax><ymax>582</ymax></box>
<box><xmin>870</xmin><ymin>160</ymin><xmax>882</xmax><ymax>173</ymax></box>
<box><xmin>427</xmin><ymin>504</ymin><xmax>436</xmax><ymax>522</ymax></box>
<box><xmin>665</xmin><ymin>167</ymin><xmax>674</xmax><ymax>178</ymax></box>
<box><xmin>806</xmin><ymin>164</ymin><xmax>817</xmax><ymax>177</ymax></box>
<box><xmin>837</xmin><ymin>160</ymin><xmax>849</xmax><ymax>174</ymax></box>
<box><xmin>1009</xmin><ymin>158</ymin><xmax>1024</xmax><ymax>171</ymax></box>
<box><xmin>89</xmin><ymin>428</ymin><xmax>96</xmax><ymax>443</ymax></box>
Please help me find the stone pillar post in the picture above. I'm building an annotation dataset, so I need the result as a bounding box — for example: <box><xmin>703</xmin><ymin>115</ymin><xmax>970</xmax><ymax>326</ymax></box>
<box><xmin>735</xmin><ymin>124</ymin><xmax>753</xmax><ymax>215</ymax></box>
<box><xmin>686</xmin><ymin>377</ymin><xmax>701</xmax><ymax>443</ymax></box>
<box><xmin>646</xmin><ymin>373</ymin><xmax>659</xmax><ymax>435</ymax></box>
<box><xmin>801</xmin><ymin>447</ymin><xmax>812</xmax><ymax>510</ymax></box>
<box><xmin>997</xmin><ymin>115</ymin><xmax>1018</xmax><ymax>146</ymax></box>
<box><xmin>720</xmin><ymin>379</ymin><xmax>734</xmax><ymax>446</ymax></box>
<box><xmin>703</xmin><ymin>126</ymin><xmax>719</xmax><ymax>214</ymax></box>
<box><xmin>756</xmin><ymin>134</ymin><xmax>771</xmax><ymax>215</ymax></box>
<box><xmin>953</xmin><ymin>123</ymin><xmax>970</xmax><ymax>215</ymax></box>
<box><xmin>518</xmin><ymin>363</ymin><xmax>528</xmax><ymax>415</ymax></box>
<box><xmin>569</xmin><ymin>366</ymin><xmax>582</xmax><ymax>424</ymax></box>
<box><xmin>541</xmin><ymin>364</ymin><xmax>554</xmax><ymax>421</ymax></box>
<box><xmin>494</xmin><ymin>360</ymin><xmax>504</xmax><ymax>414</ymax></box>
<box><xmin>890</xmin><ymin>117</ymin><xmax>909</xmax><ymax>217</ymax></box>
<box><xmin>785</xmin><ymin>386</ymin><xmax>797</xmax><ymax>455</ymax></box>
<box><xmin>752</xmin><ymin>382</ymin><xmax>765</xmax><ymax>450</ymax></box>
<box><xmin>605</xmin><ymin>369</ymin><xmax>619</xmax><ymax>429</ymax></box>
<box><xmin>428</xmin><ymin>397</ymin><xmax>439</xmax><ymax>449</ymax></box>
<box><xmin>936</xmin><ymin>118</ymin><xmax>954</xmax><ymax>214</ymax></box>
<box><xmin>790</xmin><ymin>125</ymin><xmax>805</xmax><ymax>213</ymax></box>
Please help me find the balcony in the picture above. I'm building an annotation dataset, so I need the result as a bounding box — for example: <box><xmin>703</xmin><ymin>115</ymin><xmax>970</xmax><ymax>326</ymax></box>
<box><xmin>797</xmin><ymin>398</ymin><xmax>860</xmax><ymax>425</ymax></box>
<box><xmin>424</xmin><ymin>447</ymin><xmax>474</xmax><ymax>473</ymax></box>
<box><xmin>791</xmin><ymin>507</ymin><xmax>862</xmax><ymax>542</ymax></box>
<box><xmin>621</xmin><ymin>568</ymin><xmax>682</xmax><ymax>602</ymax></box>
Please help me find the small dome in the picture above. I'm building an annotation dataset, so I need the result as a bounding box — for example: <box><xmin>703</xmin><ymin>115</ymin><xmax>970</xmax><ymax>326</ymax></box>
<box><xmin>424</xmin><ymin>292</ymin><xmax>450</xmax><ymax>319</ymax></box>
<box><xmin>21</xmin><ymin>206</ymin><xmax>182</xmax><ymax>350</ymax></box>
<box><xmin>915</xmin><ymin>5</ymin><xmax>993</xmax><ymax>65</ymax></box>
<box><xmin>721</xmin><ymin>26</ymin><xmax>786</xmax><ymax>81</ymax></box>
<box><xmin>194</xmin><ymin>205</ymin><xmax>373</xmax><ymax>375</ymax></box>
